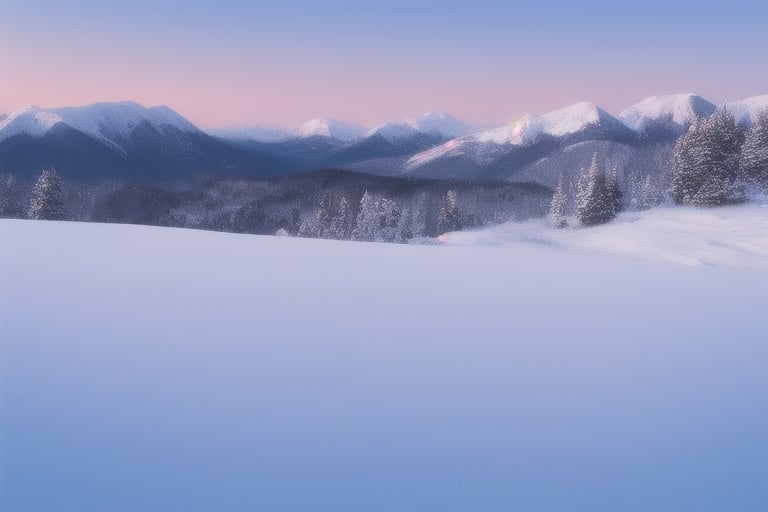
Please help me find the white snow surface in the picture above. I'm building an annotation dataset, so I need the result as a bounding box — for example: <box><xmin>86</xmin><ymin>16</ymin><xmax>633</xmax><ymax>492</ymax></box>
<box><xmin>726</xmin><ymin>95</ymin><xmax>768</xmax><ymax>125</ymax></box>
<box><xmin>1</xmin><ymin>217</ymin><xmax>766</xmax><ymax>511</ymax></box>
<box><xmin>0</xmin><ymin>101</ymin><xmax>200</xmax><ymax>150</ymax></box>
<box><xmin>443</xmin><ymin>203</ymin><xmax>768</xmax><ymax>269</ymax></box>
<box><xmin>618</xmin><ymin>93</ymin><xmax>713</xmax><ymax>132</ymax></box>
<box><xmin>1</xmin><ymin>216</ymin><xmax>767</xmax><ymax>510</ymax></box>
<box><xmin>294</xmin><ymin>118</ymin><xmax>368</xmax><ymax>141</ymax></box>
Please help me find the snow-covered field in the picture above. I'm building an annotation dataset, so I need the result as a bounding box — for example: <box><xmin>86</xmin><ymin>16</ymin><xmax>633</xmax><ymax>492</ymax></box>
<box><xmin>1</xmin><ymin>216</ymin><xmax>767</xmax><ymax>511</ymax></box>
<box><xmin>445</xmin><ymin>203</ymin><xmax>768</xmax><ymax>269</ymax></box>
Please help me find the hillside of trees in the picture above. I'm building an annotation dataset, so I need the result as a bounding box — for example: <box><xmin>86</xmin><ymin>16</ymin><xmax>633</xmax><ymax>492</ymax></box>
<box><xmin>546</xmin><ymin>107</ymin><xmax>768</xmax><ymax>227</ymax></box>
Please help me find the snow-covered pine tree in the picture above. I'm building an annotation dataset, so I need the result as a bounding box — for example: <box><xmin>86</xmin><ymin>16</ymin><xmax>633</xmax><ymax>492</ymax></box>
<box><xmin>626</xmin><ymin>171</ymin><xmax>642</xmax><ymax>211</ymax></box>
<box><xmin>28</xmin><ymin>168</ymin><xmax>64</xmax><ymax>220</ymax></box>
<box><xmin>410</xmin><ymin>192</ymin><xmax>428</xmax><ymax>238</ymax></box>
<box><xmin>352</xmin><ymin>191</ymin><xmax>377</xmax><ymax>241</ymax></box>
<box><xmin>575</xmin><ymin>154</ymin><xmax>598</xmax><ymax>215</ymax></box>
<box><xmin>313</xmin><ymin>190</ymin><xmax>334</xmax><ymax>238</ymax></box>
<box><xmin>576</xmin><ymin>155</ymin><xmax>617</xmax><ymax>226</ymax></box>
<box><xmin>638</xmin><ymin>174</ymin><xmax>660</xmax><ymax>210</ymax></box>
<box><xmin>740</xmin><ymin>109</ymin><xmax>768</xmax><ymax>193</ymax></box>
<box><xmin>671</xmin><ymin>117</ymin><xmax>706</xmax><ymax>205</ymax></box>
<box><xmin>701</xmin><ymin>107</ymin><xmax>745</xmax><ymax>204</ymax></box>
<box><xmin>327</xmin><ymin>196</ymin><xmax>350</xmax><ymax>239</ymax></box>
<box><xmin>548</xmin><ymin>175</ymin><xmax>568</xmax><ymax>228</ymax></box>
<box><xmin>289</xmin><ymin>206</ymin><xmax>302</xmax><ymax>235</ymax></box>
<box><xmin>0</xmin><ymin>175</ymin><xmax>22</xmax><ymax>218</ymax></box>
<box><xmin>436</xmin><ymin>190</ymin><xmax>461</xmax><ymax>235</ymax></box>
<box><xmin>606</xmin><ymin>165</ymin><xmax>623</xmax><ymax>217</ymax></box>
<box><xmin>380</xmin><ymin>197</ymin><xmax>401</xmax><ymax>242</ymax></box>
<box><xmin>398</xmin><ymin>206</ymin><xmax>414</xmax><ymax>242</ymax></box>
<box><xmin>672</xmin><ymin>108</ymin><xmax>745</xmax><ymax>206</ymax></box>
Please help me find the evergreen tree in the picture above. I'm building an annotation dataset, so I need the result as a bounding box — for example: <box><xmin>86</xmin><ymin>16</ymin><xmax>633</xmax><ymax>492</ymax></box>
<box><xmin>627</xmin><ymin>172</ymin><xmax>640</xmax><ymax>211</ymax></box>
<box><xmin>409</xmin><ymin>192</ymin><xmax>428</xmax><ymax>239</ymax></box>
<box><xmin>352</xmin><ymin>191</ymin><xmax>377</xmax><ymax>241</ymax></box>
<box><xmin>671</xmin><ymin>117</ymin><xmax>706</xmax><ymax>204</ymax></box>
<box><xmin>548</xmin><ymin>175</ymin><xmax>568</xmax><ymax>228</ymax></box>
<box><xmin>638</xmin><ymin>175</ymin><xmax>660</xmax><ymax>210</ymax></box>
<box><xmin>28</xmin><ymin>168</ymin><xmax>64</xmax><ymax>220</ymax></box>
<box><xmin>398</xmin><ymin>207</ymin><xmax>414</xmax><ymax>242</ymax></box>
<box><xmin>740</xmin><ymin>109</ymin><xmax>768</xmax><ymax>192</ymax></box>
<box><xmin>576</xmin><ymin>155</ymin><xmax>618</xmax><ymax>226</ymax></box>
<box><xmin>626</xmin><ymin>171</ymin><xmax>657</xmax><ymax>211</ymax></box>
<box><xmin>375</xmin><ymin>197</ymin><xmax>401</xmax><ymax>242</ymax></box>
<box><xmin>289</xmin><ymin>206</ymin><xmax>302</xmax><ymax>235</ymax></box>
<box><xmin>313</xmin><ymin>190</ymin><xmax>334</xmax><ymax>238</ymax></box>
<box><xmin>575</xmin><ymin>155</ymin><xmax>597</xmax><ymax>215</ymax></box>
<box><xmin>351</xmin><ymin>192</ymin><xmax>403</xmax><ymax>242</ymax></box>
<box><xmin>327</xmin><ymin>196</ymin><xmax>350</xmax><ymax>239</ymax></box>
<box><xmin>672</xmin><ymin>108</ymin><xmax>745</xmax><ymax>206</ymax></box>
<box><xmin>0</xmin><ymin>175</ymin><xmax>22</xmax><ymax>218</ymax></box>
<box><xmin>436</xmin><ymin>190</ymin><xmax>461</xmax><ymax>235</ymax></box>
<box><xmin>605</xmin><ymin>165</ymin><xmax>623</xmax><ymax>217</ymax></box>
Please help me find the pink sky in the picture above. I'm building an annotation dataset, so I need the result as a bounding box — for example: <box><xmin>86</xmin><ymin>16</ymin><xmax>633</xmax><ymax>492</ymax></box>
<box><xmin>3</xmin><ymin>62</ymin><xmax>764</xmax><ymax>129</ymax></box>
<box><xmin>1</xmin><ymin>0</ymin><xmax>766</xmax><ymax>128</ymax></box>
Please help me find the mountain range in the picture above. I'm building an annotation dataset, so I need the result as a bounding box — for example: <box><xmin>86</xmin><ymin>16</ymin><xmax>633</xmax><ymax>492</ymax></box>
<box><xmin>0</xmin><ymin>102</ymin><xmax>289</xmax><ymax>181</ymax></box>
<box><xmin>1</xmin><ymin>94</ymin><xmax>765</xmax><ymax>184</ymax></box>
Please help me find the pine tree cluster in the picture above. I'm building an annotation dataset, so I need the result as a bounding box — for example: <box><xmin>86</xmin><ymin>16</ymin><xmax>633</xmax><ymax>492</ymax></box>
<box><xmin>627</xmin><ymin>173</ymin><xmax>662</xmax><ymax>211</ymax></box>
<box><xmin>351</xmin><ymin>191</ymin><xmax>403</xmax><ymax>242</ymax></box>
<box><xmin>671</xmin><ymin>108</ymin><xmax>745</xmax><ymax>206</ymax></box>
<box><xmin>575</xmin><ymin>156</ymin><xmax>623</xmax><ymax>226</ymax></box>
<box><xmin>548</xmin><ymin>175</ymin><xmax>568</xmax><ymax>228</ymax></box>
<box><xmin>294</xmin><ymin>188</ymin><xmax>464</xmax><ymax>243</ymax></box>
<box><xmin>436</xmin><ymin>190</ymin><xmax>461</xmax><ymax>235</ymax></box>
<box><xmin>0</xmin><ymin>175</ymin><xmax>24</xmax><ymax>218</ymax></box>
<box><xmin>28</xmin><ymin>168</ymin><xmax>65</xmax><ymax>220</ymax></box>
<box><xmin>740</xmin><ymin>109</ymin><xmax>768</xmax><ymax>193</ymax></box>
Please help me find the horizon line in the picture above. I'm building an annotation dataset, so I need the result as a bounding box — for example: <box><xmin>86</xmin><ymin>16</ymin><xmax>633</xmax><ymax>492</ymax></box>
<box><xmin>2</xmin><ymin>92</ymin><xmax>767</xmax><ymax>131</ymax></box>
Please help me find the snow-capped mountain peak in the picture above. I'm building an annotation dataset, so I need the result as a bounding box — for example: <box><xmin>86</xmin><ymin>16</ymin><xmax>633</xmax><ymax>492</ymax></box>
<box><xmin>472</xmin><ymin>102</ymin><xmax>618</xmax><ymax>146</ymax></box>
<box><xmin>294</xmin><ymin>118</ymin><xmax>367</xmax><ymax>141</ymax></box>
<box><xmin>365</xmin><ymin>122</ymin><xmax>420</xmax><ymax>143</ymax></box>
<box><xmin>51</xmin><ymin>101</ymin><xmax>200</xmax><ymax>145</ymax></box>
<box><xmin>725</xmin><ymin>95</ymin><xmax>768</xmax><ymax>126</ymax></box>
<box><xmin>537</xmin><ymin>102</ymin><xmax>610</xmax><ymax>136</ymax></box>
<box><xmin>0</xmin><ymin>101</ymin><xmax>201</xmax><ymax>149</ymax></box>
<box><xmin>404</xmin><ymin>102</ymin><xmax>630</xmax><ymax>173</ymax></box>
<box><xmin>619</xmin><ymin>93</ymin><xmax>716</xmax><ymax>132</ymax></box>
<box><xmin>473</xmin><ymin>114</ymin><xmax>538</xmax><ymax>145</ymax></box>
<box><xmin>0</xmin><ymin>105</ymin><xmax>66</xmax><ymax>141</ymax></box>
<box><xmin>404</xmin><ymin>111</ymin><xmax>470</xmax><ymax>138</ymax></box>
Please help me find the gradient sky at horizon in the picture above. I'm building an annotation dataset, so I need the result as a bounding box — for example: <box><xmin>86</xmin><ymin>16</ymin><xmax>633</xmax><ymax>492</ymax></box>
<box><xmin>1</xmin><ymin>0</ymin><xmax>766</xmax><ymax>128</ymax></box>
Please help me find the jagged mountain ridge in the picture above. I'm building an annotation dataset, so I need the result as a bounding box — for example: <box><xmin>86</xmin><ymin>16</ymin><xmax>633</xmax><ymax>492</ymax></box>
<box><xmin>1</xmin><ymin>94</ymin><xmax>765</xmax><ymax>183</ymax></box>
<box><xmin>0</xmin><ymin>102</ymin><xmax>293</xmax><ymax>181</ymax></box>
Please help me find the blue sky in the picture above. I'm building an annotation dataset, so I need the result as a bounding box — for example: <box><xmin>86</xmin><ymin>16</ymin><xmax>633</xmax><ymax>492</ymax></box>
<box><xmin>1</xmin><ymin>0</ymin><xmax>766</xmax><ymax>126</ymax></box>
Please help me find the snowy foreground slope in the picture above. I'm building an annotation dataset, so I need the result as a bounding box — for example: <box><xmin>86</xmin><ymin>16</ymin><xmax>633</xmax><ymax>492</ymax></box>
<box><xmin>444</xmin><ymin>203</ymin><xmax>768</xmax><ymax>269</ymax></box>
<box><xmin>1</xmin><ymin>219</ymin><xmax>767</xmax><ymax>512</ymax></box>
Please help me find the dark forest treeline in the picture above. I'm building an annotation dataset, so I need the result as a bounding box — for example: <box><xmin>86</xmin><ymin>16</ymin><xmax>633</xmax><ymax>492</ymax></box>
<box><xmin>0</xmin><ymin>169</ymin><xmax>552</xmax><ymax>242</ymax></box>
